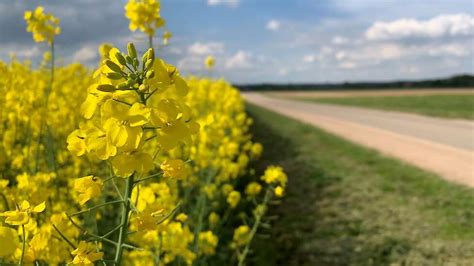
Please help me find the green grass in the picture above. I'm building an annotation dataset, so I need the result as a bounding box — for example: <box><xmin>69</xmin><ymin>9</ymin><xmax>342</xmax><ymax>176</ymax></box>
<box><xmin>299</xmin><ymin>94</ymin><xmax>474</xmax><ymax>119</ymax></box>
<box><xmin>247</xmin><ymin>104</ymin><xmax>474</xmax><ymax>266</ymax></box>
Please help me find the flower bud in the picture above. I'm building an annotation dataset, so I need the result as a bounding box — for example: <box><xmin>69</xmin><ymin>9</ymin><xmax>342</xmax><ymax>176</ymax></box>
<box><xmin>125</xmin><ymin>55</ymin><xmax>133</xmax><ymax>65</ymax></box>
<box><xmin>97</xmin><ymin>84</ymin><xmax>116</xmax><ymax>92</ymax></box>
<box><xmin>146</xmin><ymin>70</ymin><xmax>155</xmax><ymax>79</ymax></box>
<box><xmin>114</xmin><ymin>52</ymin><xmax>127</xmax><ymax>66</ymax></box>
<box><xmin>117</xmin><ymin>82</ymin><xmax>128</xmax><ymax>89</ymax></box>
<box><xmin>104</xmin><ymin>60</ymin><xmax>122</xmax><ymax>73</ymax></box>
<box><xmin>106</xmin><ymin>72</ymin><xmax>123</xmax><ymax>80</ymax></box>
<box><xmin>127</xmin><ymin>43</ymin><xmax>137</xmax><ymax>59</ymax></box>
<box><xmin>138</xmin><ymin>84</ymin><xmax>148</xmax><ymax>92</ymax></box>
<box><xmin>145</xmin><ymin>59</ymin><xmax>154</xmax><ymax>70</ymax></box>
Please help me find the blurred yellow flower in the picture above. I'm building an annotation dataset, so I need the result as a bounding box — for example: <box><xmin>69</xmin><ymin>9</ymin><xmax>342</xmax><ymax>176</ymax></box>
<box><xmin>163</xmin><ymin>30</ymin><xmax>172</xmax><ymax>45</ymax></box>
<box><xmin>161</xmin><ymin>159</ymin><xmax>186</xmax><ymax>179</ymax></box>
<box><xmin>0</xmin><ymin>226</ymin><xmax>18</xmax><ymax>257</ymax></box>
<box><xmin>232</xmin><ymin>225</ymin><xmax>250</xmax><ymax>248</ymax></box>
<box><xmin>198</xmin><ymin>231</ymin><xmax>218</xmax><ymax>255</ymax></box>
<box><xmin>125</xmin><ymin>0</ymin><xmax>165</xmax><ymax>36</ymax></box>
<box><xmin>227</xmin><ymin>190</ymin><xmax>241</xmax><ymax>208</ymax></box>
<box><xmin>74</xmin><ymin>175</ymin><xmax>103</xmax><ymax>205</ymax></box>
<box><xmin>24</xmin><ymin>6</ymin><xmax>60</xmax><ymax>43</ymax></box>
<box><xmin>274</xmin><ymin>186</ymin><xmax>284</xmax><ymax>197</ymax></box>
<box><xmin>245</xmin><ymin>182</ymin><xmax>262</xmax><ymax>197</ymax></box>
<box><xmin>0</xmin><ymin>200</ymin><xmax>45</xmax><ymax>226</ymax></box>
<box><xmin>204</xmin><ymin>56</ymin><xmax>215</xmax><ymax>70</ymax></box>
<box><xmin>71</xmin><ymin>241</ymin><xmax>103</xmax><ymax>265</ymax></box>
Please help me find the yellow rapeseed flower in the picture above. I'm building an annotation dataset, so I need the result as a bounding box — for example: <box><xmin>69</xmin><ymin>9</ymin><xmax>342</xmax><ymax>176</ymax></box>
<box><xmin>71</xmin><ymin>241</ymin><xmax>103</xmax><ymax>265</ymax></box>
<box><xmin>204</xmin><ymin>56</ymin><xmax>215</xmax><ymax>70</ymax></box>
<box><xmin>245</xmin><ymin>182</ymin><xmax>262</xmax><ymax>197</ymax></box>
<box><xmin>0</xmin><ymin>200</ymin><xmax>45</xmax><ymax>226</ymax></box>
<box><xmin>198</xmin><ymin>231</ymin><xmax>218</xmax><ymax>255</ymax></box>
<box><xmin>74</xmin><ymin>175</ymin><xmax>103</xmax><ymax>205</ymax></box>
<box><xmin>226</xmin><ymin>190</ymin><xmax>241</xmax><ymax>209</ymax></box>
<box><xmin>125</xmin><ymin>0</ymin><xmax>165</xmax><ymax>36</ymax></box>
<box><xmin>162</xmin><ymin>30</ymin><xmax>172</xmax><ymax>45</ymax></box>
<box><xmin>0</xmin><ymin>226</ymin><xmax>18</xmax><ymax>257</ymax></box>
<box><xmin>160</xmin><ymin>159</ymin><xmax>186</xmax><ymax>179</ymax></box>
<box><xmin>24</xmin><ymin>6</ymin><xmax>60</xmax><ymax>43</ymax></box>
<box><xmin>232</xmin><ymin>225</ymin><xmax>250</xmax><ymax>248</ymax></box>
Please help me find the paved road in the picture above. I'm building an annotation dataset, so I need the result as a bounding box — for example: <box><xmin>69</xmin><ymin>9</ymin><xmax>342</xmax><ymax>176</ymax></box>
<box><xmin>244</xmin><ymin>92</ymin><xmax>474</xmax><ymax>187</ymax></box>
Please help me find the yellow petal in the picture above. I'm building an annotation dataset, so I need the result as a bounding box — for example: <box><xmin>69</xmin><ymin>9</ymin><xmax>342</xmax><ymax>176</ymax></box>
<box><xmin>32</xmin><ymin>202</ymin><xmax>46</xmax><ymax>213</ymax></box>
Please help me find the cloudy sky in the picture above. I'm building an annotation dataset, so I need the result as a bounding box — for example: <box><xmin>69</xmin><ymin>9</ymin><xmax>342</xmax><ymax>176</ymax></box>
<box><xmin>1</xmin><ymin>0</ymin><xmax>473</xmax><ymax>83</ymax></box>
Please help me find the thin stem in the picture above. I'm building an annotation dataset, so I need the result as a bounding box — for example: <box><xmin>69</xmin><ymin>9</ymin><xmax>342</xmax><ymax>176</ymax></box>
<box><xmin>68</xmin><ymin>200</ymin><xmax>123</xmax><ymax>217</ymax></box>
<box><xmin>237</xmin><ymin>188</ymin><xmax>272</xmax><ymax>266</ymax></box>
<box><xmin>0</xmin><ymin>193</ymin><xmax>9</xmax><ymax>210</ymax></box>
<box><xmin>113</xmin><ymin>98</ymin><xmax>132</xmax><ymax>106</ymax></box>
<box><xmin>52</xmin><ymin>224</ymin><xmax>77</xmax><ymax>249</ymax></box>
<box><xmin>114</xmin><ymin>175</ymin><xmax>134</xmax><ymax>265</ymax></box>
<box><xmin>101</xmin><ymin>223</ymin><xmax>123</xmax><ymax>239</ymax></box>
<box><xmin>193</xmin><ymin>169</ymin><xmax>215</xmax><ymax>253</ymax></box>
<box><xmin>133</xmin><ymin>172</ymin><xmax>163</xmax><ymax>184</ymax></box>
<box><xmin>148</xmin><ymin>34</ymin><xmax>153</xmax><ymax>49</ymax></box>
<box><xmin>144</xmin><ymin>88</ymin><xmax>158</xmax><ymax>101</ymax></box>
<box><xmin>111</xmin><ymin>178</ymin><xmax>124</xmax><ymax>201</ymax></box>
<box><xmin>19</xmin><ymin>225</ymin><xmax>26</xmax><ymax>266</ymax></box>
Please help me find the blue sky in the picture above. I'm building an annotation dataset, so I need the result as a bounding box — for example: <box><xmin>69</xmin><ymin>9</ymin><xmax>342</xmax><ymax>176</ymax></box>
<box><xmin>0</xmin><ymin>0</ymin><xmax>473</xmax><ymax>83</ymax></box>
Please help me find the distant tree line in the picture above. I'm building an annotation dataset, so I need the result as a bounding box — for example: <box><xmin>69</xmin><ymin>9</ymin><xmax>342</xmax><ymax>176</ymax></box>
<box><xmin>236</xmin><ymin>74</ymin><xmax>474</xmax><ymax>91</ymax></box>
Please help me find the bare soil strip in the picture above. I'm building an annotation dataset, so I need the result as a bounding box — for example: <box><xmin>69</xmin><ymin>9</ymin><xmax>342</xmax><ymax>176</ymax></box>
<box><xmin>268</xmin><ymin>88</ymin><xmax>474</xmax><ymax>99</ymax></box>
<box><xmin>244</xmin><ymin>92</ymin><xmax>474</xmax><ymax>187</ymax></box>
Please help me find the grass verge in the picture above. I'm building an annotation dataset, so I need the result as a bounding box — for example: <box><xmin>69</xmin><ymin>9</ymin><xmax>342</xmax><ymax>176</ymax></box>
<box><xmin>298</xmin><ymin>94</ymin><xmax>474</xmax><ymax>119</ymax></box>
<box><xmin>247</xmin><ymin>104</ymin><xmax>474</xmax><ymax>266</ymax></box>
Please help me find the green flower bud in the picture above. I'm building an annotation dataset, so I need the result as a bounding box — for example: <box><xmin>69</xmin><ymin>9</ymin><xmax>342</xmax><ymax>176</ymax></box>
<box><xmin>146</xmin><ymin>70</ymin><xmax>155</xmax><ymax>79</ymax></box>
<box><xmin>145</xmin><ymin>59</ymin><xmax>153</xmax><ymax>70</ymax></box>
<box><xmin>104</xmin><ymin>60</ymin><xmax>122</xmax><ymax>73</ymax></box>
<box><xmin>127</xmin><ymin>43</ymin><xmax>137</xmax><ymax>59</ymax></box>
<box><xmin>138</xmin><ymin>84</ymin><xmax>148</xmax><ymax>92</ymax></box>
<box><xmin>115</xmin><ymin>53</ymin><xmax>127</xmax><ymax>66</ymax></box>
<box><xmin>125</xmin><ymin>55</ymin><xmax>133</xmax><ymax>65</ymax></box>
<box><xmin>97</xmin><ymin>84</ymin><xmax>116</xmax><ymax>92</ymax></box>
<box><xmin>117</xmin><ymin>82</ymin><xmax>128</xmax><ymax>89</ymax></box>
<box><xmin>106</xmin><ymin>72</ymin><xmax>123</xmax><ymax>80</ymax></box>
<box><xmin>129</xmin><ymin>73</ymin><xmax>137</xmax><ymax>80</ymax></box>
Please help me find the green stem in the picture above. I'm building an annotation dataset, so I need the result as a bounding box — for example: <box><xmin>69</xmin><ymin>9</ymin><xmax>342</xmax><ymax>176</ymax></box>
<box><xmin>34</xmin><ymin>40</ymin><xmax>55</xmax><ymax>173</ymax></box>
<box><xmin>237</xmin><ymin>188</ymin><xmax>272</xmax><ymax>266</ymax></box>
<box><xmin>114</xmin><ymin>175</ymin><xmax>134</xmax><ymax>265</ymax></box>
<box><xmin>148</xmin><ymin>34</ymin><xmax>153</xmax><ymax>49</ymax></box>
<box><xmin>52</xmin><ymin>224</ymin><xmax>76</xmax><ymax>249</ymax></box>
<box><xmin>19</xmin><ymin>225</ymin><xmax>26</xmax><ymax>266</ymax></box>
<box><xmin>192</xmin><ymin>170</ymin><xmax>215</xmax><ymax>253</ymax></box>
<box><xmin>68</xmin><ymin>200</ymin><xmax>123</xmax><ymax>217</ymax></box>
<box><xmin>0</xmin><ymin>193</ymin><xmax>9</xmax><ymax>211</ymax></box>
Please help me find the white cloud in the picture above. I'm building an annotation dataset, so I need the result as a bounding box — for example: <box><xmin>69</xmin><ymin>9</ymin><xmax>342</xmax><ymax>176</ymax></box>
<box><xmin>187</xmin><ymin>42</ymin><xmax>224</xmax><ymax>56</ymax></box>
<box><xmin>339</xmin><ymin>61</ymin><xmax>356</xmax><ymax>69</ymax></box>
<box><xmin>426</xmin><ymin>43</ymin><xmax>471</xmax><ymax>57</ymax></box>
<box><xmin>332</xmin><ymin>36</ymin><xmax>348</xmax><ymax>45</ymax></box>
<box><xmin>278</xmin><ymin>68</ymin><xmax>288</xmax><ymax>76</ymax></box>
<box><xmin>266</xmin><ymin>20</ymin><xmax>281</xmax><ymax>31</ymax></box>
<box><xmin>225</xmin><ymin>50</ymin><xmax>252</xmax><ymax>69</ymax></box>
<box><xmin>303</xmin><ymin>54</ymin><xmax>317</xmax><ymax>63</ymax></box>
<box><xmin>207</xmin><ymin>0</ymin><xmax>239</xmax><ymax>7</ymax></box>
<box><xmin>366</xmin><ymin>13</ymin><xmax>474</xmax><ymax>40</ymax></box>
<box><xmin>72</xmin><ymin>44</ymin><xmax>98</xmax><ymax>62</ymax></box>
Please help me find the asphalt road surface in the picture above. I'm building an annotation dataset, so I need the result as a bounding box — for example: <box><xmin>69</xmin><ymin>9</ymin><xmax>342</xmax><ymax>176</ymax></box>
<box><xmin>244</xmin><ymin>92</ymin><xmax>474</xmax><ymax>187</ymax></box>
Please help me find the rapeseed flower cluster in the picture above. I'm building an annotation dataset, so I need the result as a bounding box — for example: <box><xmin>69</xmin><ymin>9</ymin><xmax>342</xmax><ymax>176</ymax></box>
<box><xmin>24</xmin><ymin>6</ymin><xmax>60</xmax><ymax>44</ymax></box>
<box><xmin>0</xmin><ymin>1</ymin><xmax>287</xmax><ymax>265</ymax></box>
